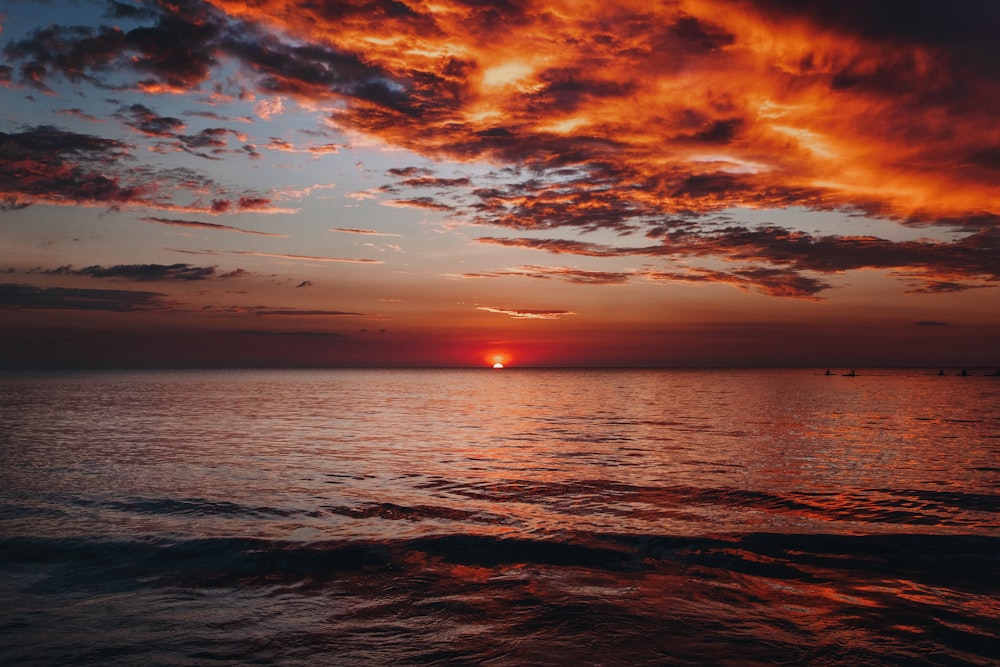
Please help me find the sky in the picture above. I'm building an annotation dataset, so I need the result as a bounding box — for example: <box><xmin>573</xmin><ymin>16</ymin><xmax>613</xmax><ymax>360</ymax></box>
<box><xmin>1</xmin><ymin>0</ymin><xmax>998</xmax><ymax>368</ymax></box>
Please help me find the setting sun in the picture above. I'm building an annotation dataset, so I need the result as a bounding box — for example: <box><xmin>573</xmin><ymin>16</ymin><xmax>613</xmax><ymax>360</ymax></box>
<box><xmin>491</xmin><ymin>354</ymin><xmax>505</xmax><ymax>369</ymax></box>
<box><xmin>492</xmin><ymin>362</ymin><xmax>504</xmax><ymax>369</ymax></box>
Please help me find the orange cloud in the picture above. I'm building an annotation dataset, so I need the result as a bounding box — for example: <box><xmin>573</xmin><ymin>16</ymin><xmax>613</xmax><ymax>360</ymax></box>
<box><xmin>5</xmin><ymin>0</ymin><xmax>997</xmax><ymax>299</ymax></box>
<box><xmin>201</xmin><ymin>0</ymin><xmax>996</xmax><ymax>220</ymax></box>
<box><xmin>15</xmin><ymin>0</ymin><xmax>997</xmax><ymax>225</ymax></box>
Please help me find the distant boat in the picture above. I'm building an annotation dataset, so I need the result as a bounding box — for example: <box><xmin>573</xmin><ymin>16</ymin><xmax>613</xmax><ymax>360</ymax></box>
<box><xmin>842</xmin><ymin>369</ymin><xmax>856</xmax><ymax>377</ymax></box>
<box><xmin>824</xmin><ymin>369</ymin><xmax>833</xmax><ymax>376</ymax></box>
<box><xmin>987</xmin><ymin>370</ymin><xmax>1000</xmax><ymax>377</ymax></box>
<box><xmin>960</xmin><ymin>369</ymin><xmax>969</xmax><ymax>377</ymax></box>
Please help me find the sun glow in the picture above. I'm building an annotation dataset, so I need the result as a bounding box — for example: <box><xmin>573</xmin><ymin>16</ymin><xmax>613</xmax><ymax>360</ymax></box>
<box><xmin>489</xmin><ymin>354</ymin><xmax>506</xmax><ymax>369</ymax></box>
<box><xmin>481</xmin><ymin>61</ymin><xmax>534</xmax><ymax>89</ymax></box>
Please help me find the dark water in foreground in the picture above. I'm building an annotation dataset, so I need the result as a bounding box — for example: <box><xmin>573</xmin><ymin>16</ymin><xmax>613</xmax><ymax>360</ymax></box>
<box><xmin>1</xmin><ymin>369</ymin><xmax>998</xmax><ymax>665</ymax></box>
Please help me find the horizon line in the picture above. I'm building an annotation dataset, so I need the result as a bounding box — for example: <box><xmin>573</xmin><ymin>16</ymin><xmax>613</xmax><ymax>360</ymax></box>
<box><xmin>2</xmin><ymin>364</ymin><xmax>997</xmax><ymax>372</ymax></box>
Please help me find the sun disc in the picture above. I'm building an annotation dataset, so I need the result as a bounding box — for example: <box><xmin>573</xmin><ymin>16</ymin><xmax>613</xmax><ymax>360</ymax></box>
<box><xmin>492</xmin><ymin>362</ymin><xmax>504</xmax><ymax>369</ymax></box>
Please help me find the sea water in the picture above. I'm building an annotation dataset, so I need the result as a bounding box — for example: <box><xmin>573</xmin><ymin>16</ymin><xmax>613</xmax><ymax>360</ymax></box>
<box><xmin>1</xmin><ymin>369</ymin><xmax>997</xmax><ymax>665</ymax></box>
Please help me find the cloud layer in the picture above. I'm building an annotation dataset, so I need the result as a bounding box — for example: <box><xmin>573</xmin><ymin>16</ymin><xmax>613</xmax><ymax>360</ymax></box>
<box><xmin>2</xmin><ymin>0</ymin><xmax>998</xmax><ymax>301</ymax></box>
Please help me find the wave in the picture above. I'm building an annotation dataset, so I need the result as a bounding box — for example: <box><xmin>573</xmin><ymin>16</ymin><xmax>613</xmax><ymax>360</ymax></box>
<box><xmin>4</xmin><ymin>531</ymin><xmax>998</xmax><ymax>591</ymax></box>
<box><xmin>416</xmin><ymin>478</ymin><xmax>1000</xmax><ymax>528</ymax></box>
<box><xmin>4</xmin><ymin>531</ymin><xmax>998</xmax><ymax>666</ymax></box>
<box><xmin>11</xmin><ymin>481</ymin><xmax>997</xmax><ymax>542</ymax></box>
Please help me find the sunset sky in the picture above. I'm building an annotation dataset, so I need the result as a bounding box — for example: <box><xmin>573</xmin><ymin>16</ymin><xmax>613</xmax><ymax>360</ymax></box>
<box><xmin>1</xmin><ymin>0</ymin><xmax>998</xmax><ymax>368</ymax></box>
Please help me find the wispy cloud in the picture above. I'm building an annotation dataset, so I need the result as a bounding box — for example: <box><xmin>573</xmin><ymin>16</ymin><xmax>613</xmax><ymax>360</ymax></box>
<box><xmin>382</xmin><ymin>197</ymin><xmax>454</xmax><ymax>211</ymax></box>
<box><xmin>171</xmin><ymin>248</ymin><xmax>383</xmax><ymax>264</ymax></box>
<box><xmin>253</xmin><ymin>308</ymin><xmax>369</xmax><ymax>317</ymax></box>
<box><xmin>477</xmin><ymin>306</ymin><xmax>575</xmax><ymax>320</ymax></box>
<box><xmin>39</xmin><ymin>263</ymin><xmax>232</xmax><ymax>282</ymax></box>
<box><xmin>331</xmin><ymin>228</ymin><xmax>401</xmax><ymax>237</ymax></box>
<box><xmin>0</xmin><ymin>283</ymin><xmax>170</xmax><ymax>311</ymax></box>
<box><xmin>460</xmin><ymin>265</ymin><xmax>632</xmax><ymax>286</ymax></box>
<box><xmin>264</xmin><ymin>137</ymin><xmax>345</xmax><ymax>155</ymax></box>
<box><xmin>143</xmin><ymin>217</ymin><xmax>287</xmax><ymax>237</ymax></box>
<box><xmin>476</xmin><ymin>225</ymin><xmax>1000</xmax><ymax>298</ymax></box>
<box><xmin>56</xmin><ymin>108</ymin><xmax>102</xmax><ymax>123</ymax></box>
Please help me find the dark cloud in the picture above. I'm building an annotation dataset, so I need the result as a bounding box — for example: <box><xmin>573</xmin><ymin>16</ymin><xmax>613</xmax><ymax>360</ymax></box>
<box><xmin>219</xmin><ymin>268</ymin><xmax>250</xmax><ymax>279</ymax></box>
<box><xmin>185</xmin><ymin>110</ymin><xmax>232</xmax><ymax>121</ymax></box>
<box><xmin>665</xmin><ymin>14</ymin><xmax>736</xmax><ymax>52</ymax></box>
<box><xmin>0</xmin><ymin>124</ymin><xmax>129</xmax><ymax>158</ymax></box>
<box><xmin>223</xmin><ymin>29</ymin><xmax>402</xmax><ymax>108</ymax></box>
<box><xmin>41</xmin><ymin>263</ymin><xmax>224</xmax><ymax>281</ymax></box>
<box><xmin>1</xmin><ymin>196</ymin><xmax>32</xmax><ymax>212</ymax></box>
<box><xmin>395</xmin><ymin>176</ymin><xmax>472</xmax><ymax>189</ymax></box>
<box><xmin>331</xmin><ymin>228</ymin><xmax>400</xmax><ymax>237</ymax></box>
<box><xmin>903</xmin><ymin>280</ymin><xmax>990</xmax><ymax>295</ymax></box>
<box><xmin>57</xmin><ymin>108</ymin><xmax>102</xmax><ymax>123</ymax></box>
<box><xmin>0</xmin><ymin>125</ymin><xmax>281</xmax><ymax>213</ymax></box>
<box><xmin>4</xmin><ymin>24</ymin><xmax>124</xmax><ymax>90</ymax></box>
<box><xmin>478</xmin><ymin>222</ymin><xmax>1000</xmax><ymax>298</ymax></box>
<box><xmin>387</xmin><ymin>167</ymin><xmax>432</xmax><ymax>178</ymax></box>
<box><xmin>179</xmin><ymin>127</ymin><xmax>235</xmax><ymax>149</ymax></box>
<box><xmin>962</xmin><ymin>147</ymin><xmax>1000</xmax><ymax>173</ymax></box>
<box><xmin>462</xmin><ymin>265</ymin><xmax>631</xmax><ymax>286</ymax></box>
<box><xmin>729</xmin><ymin>267</ymin><xmax>831</xmax><ymax>299</ymax></box>
<box><xmin>236</xmin><ymin>196</ymin><xmax>272</xmax><ymax>210</ymax></box>
<box><xmin>0</xmin><ymin>283</ymin><xmax>169</xmax><ymax>311</ymax></box>
<box><xmin>114</xmin><ymin>103</ymin><xmax>185</xmax><ymax>136</ymax></box>
<box><xmin>638</xmin><ymin>266</ymin><xmax>828</xmax><ymax>300</ymax></box>
<box><xmin>112</xmin><ymin>104</ymin><xmax>249</xmax><ymax>159</ymax></box>
<box><xmin>141</xmin><ymin>216</ymin><xmax>285</xmax><ymax>237</ymax></box>
<box><xmin>476</xmin><ymin>236</ymin><xmax>624</xmax><ymax>257</ymax></box>
<box><xmin>2</xmin><ymin>0</ymin><xmax>396</xmax><ymax>106</ymax></box>
<box><xmin>0</xmin><ymin>125</ymin><xmax>142</xmax><ymax>209</ymax></box>
<box><xmin>3</xmin><ymin>0</ymin><xmax>224</xmax><ymax>91</ymax></box>
<box><xmin>383</xmin><ymin>196</ymin><xmax>454</xmax><ymax>211</ymax></box>
<box><xmin>106</xmin><ymin>1</ymin><xmax>160</xmax><ymax>21</ymax></box>
<box><xmin>746</xmin><ymin>0</ymin><xmax>1000</xmax><ymax>64</ymax></box>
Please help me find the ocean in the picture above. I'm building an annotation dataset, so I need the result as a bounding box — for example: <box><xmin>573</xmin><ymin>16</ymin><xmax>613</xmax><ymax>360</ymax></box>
<box><xmin>1</xmin><ymin>368</ymin><xmax>997</xmax><ymax>665</ymax></box>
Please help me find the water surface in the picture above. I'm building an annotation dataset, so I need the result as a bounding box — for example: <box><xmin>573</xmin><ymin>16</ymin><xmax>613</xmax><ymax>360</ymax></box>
<box><xmin>1</xmin><ymin>369</ymin><xmax>998</xmax><ymax>664</ymax></box>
